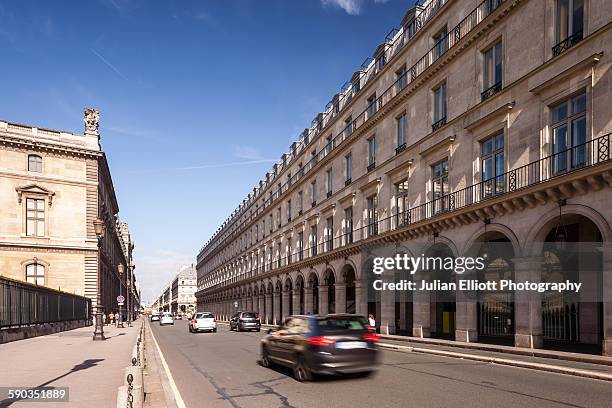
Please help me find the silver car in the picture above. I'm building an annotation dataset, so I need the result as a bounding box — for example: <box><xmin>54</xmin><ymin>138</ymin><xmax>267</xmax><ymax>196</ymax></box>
<box><xmin>189</xmin><ymin>312</ymin><xmax>217</xmax><ymax>333</ymax></box>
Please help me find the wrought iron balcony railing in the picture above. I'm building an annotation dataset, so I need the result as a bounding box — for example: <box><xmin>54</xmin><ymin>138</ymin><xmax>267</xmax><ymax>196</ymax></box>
<box><xmin>481</xmin><ymin>81</ymin><xmax>502</xmax><ymax>101</ymax></box>
<box><xmin>552</xmin><ymin>30</ymin><xmax>583</xmax><ymax>57</ymax></box>
<box><xmin>432</xmin><ymin>116</ymin><xmax>446</xmax><ymax>132</ymax></box>
<box><xmin>201</xmin><ymin>133</ymin><xmax>612</xmax><ymax>291</ymax></box>
<box><xmin>396</xmin><ymin>143</ymin><xmax>407</xmax><ymax>155</ymax></box>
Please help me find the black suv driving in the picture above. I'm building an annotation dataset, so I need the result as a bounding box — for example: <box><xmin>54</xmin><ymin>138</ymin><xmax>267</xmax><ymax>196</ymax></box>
<box><xmin>230</xmin><ymin>311</ymin><xmax>261</xmax><ymax>332</ymax></box>
<box><xmin>260</xmin><ymin>314</ymin><xmax>379</xmax><ymax>381</ymax></box>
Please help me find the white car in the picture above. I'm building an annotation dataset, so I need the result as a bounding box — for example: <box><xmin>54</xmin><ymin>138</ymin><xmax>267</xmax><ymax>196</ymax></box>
<box><xmin>189</xmin><ymin>312</ymin><xmax>217</xmax><ymax>333</ymax></box>
<box><xmin>151</xmin><ymin>313</ymin><xmax>160</xmax><ymax>322</ymax></box>
<box><xmin>160</xmin><ymin>312</ymin><xmax>174</xmax><ymax>325</ymax></box>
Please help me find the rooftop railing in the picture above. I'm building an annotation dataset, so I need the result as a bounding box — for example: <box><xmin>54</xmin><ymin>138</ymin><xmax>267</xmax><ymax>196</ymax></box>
<box><xmin>201</xmin><ymin>133</ymin><xmax>612</xmax><ymax>290</ymax></box>
<box><xmin>200</xmin><ymin>0</ymin><xmax>503</xmax><ymax>260</ymax></box>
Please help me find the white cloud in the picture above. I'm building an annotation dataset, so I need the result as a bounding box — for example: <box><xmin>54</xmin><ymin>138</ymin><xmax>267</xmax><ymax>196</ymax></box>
<box><xmin>233</xmin><ymin>145</ymin><xmax>264</xmax><ymax>160</ymax></box>
<box><xmin>320</xmin><ymin>0</ymin><xmax>392</xmax><ymax>15</ymax></box>
<box><xmin>321</xmin><ymin>0</ymin><xmax>361</xmax><ymax>15</ymax></box>
<box><xmin>90</xmin><ymin>48</ymin><xmax>129</xmax><ymax>81</ymax></box>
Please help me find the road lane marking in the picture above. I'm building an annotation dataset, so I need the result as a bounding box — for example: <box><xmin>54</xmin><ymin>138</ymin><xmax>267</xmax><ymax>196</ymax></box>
<box><xmin>149</xmin><ymin>323</ymin><xmax>187</xmax><ymax>408</ymax></box>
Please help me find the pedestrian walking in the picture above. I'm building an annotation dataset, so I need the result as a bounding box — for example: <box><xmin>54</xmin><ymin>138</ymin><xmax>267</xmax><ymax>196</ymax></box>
<box><xmin>102</xmin><ymin>313</ymin><xmax>107</xmax><ymax>326</ymax></box>
<box><xmin>109</xmin><ymin>312</ymin><xmax>114</xmax><ymax>325</ymax></box>
<box><xmin>368</xmin><ymin>314</ymin><xmax>376</xmax><ymax>329</ymax></box>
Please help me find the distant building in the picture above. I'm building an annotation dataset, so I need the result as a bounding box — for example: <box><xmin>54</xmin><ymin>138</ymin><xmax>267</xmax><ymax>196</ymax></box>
<box><xmin>171</xmin><ymin>265</ymin><xmax>197</xmax><ymax>315</ymax></box>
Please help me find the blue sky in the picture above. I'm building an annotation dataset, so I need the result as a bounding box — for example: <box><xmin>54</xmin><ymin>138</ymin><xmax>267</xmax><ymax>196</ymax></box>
<box><xmin>0</xmin><ymin>0</ymin><xmax>416</xmax><ymax>303</ymax></box>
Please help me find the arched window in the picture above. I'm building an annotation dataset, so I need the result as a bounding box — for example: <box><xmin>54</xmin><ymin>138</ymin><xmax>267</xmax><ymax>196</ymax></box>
<box><xmin>28</xmin><ymin>155</ymin><xmax>43</xmax><ymax>173</ymax></box>
<box><xmin>26</xmin><ymin>263</ymin><xmax>45</xmax><ymax>285</ymax></box>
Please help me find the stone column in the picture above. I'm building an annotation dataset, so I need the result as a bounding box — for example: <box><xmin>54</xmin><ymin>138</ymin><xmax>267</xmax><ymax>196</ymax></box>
<box><xmin>304</xmin><ymin>288</ymin><xmax>313</xmax><ymax>315</ymax></box>
<box><xmin>258</xmin><ymin>295</ymin><xmax>265</xmax><ymax>319</ymax></box>
<box><xmin>380</xmin><ymin>273</ymin><xmax>396</xmax><ymax>335</ymax></box>
<box><xmin>273</xmin><ymin>292</ymin><xmax>281</xmax><ymax>325</ymax></box>
<box><xmin>399</xmin><ymin>288</ymin><xmax>408</xmax><ymax>332</ymax></box>
<box><xmin>355</xmin><ymin>281</ymin><xmax>367</xmax><ymax>316</ymax></box>
<box><xmin>455</xmin><ymin>270</ymin><xmax>478</xmax><ymax>343</ymax></box>
<box><xmin>282</xmin><ymin>291</ymin><xmax>291</xmax><ymax>319</ymax></box>
<box><xmin>319</xmin><ymin>285</ymin><xmax>329</xmax><ymax>316</ymax></box>
<box><xmin>252</xmin><ymin>296</ymin><xmax>258</xmax><ymax>313</ymax></box>
<box><xmin>265</xmin><ymin>294</ymin><xmax>273</xmax><ymax>324</ymax></box>
<box><xmin>335</xmin><ymin>283</ymin><xmax>347</xmax><ymax>313</ymax></box>
<box><xmin>602</xmin><ymin>244</ymin><xmax>612</xmax><ymax>356</ymax></box>
<box><xmin>412</xmin><ymin>285</ymin><xmax>430</xmax><ymax>338</ymax></box>
<box><xmin>293</xmin><ymin>290</ymin><xmax>301</xmax><ymax>315</ymax></box>
<box><xmin>513</xmin><ymin>256</ymin><xmax>544</xmax><ymax>349</ymax></box>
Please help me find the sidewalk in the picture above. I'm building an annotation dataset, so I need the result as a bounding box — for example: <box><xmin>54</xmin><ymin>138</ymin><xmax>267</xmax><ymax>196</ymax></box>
<box><xmin>0</xmin><ymin>320</ymin><xmax>141</xmax><ymax>407</ymax></box>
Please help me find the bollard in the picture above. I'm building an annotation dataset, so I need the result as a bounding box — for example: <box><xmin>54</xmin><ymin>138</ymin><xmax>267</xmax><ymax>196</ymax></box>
<box><xmin>116</xmin><ymin>385</ymin><xmax>128</xmax><ymax>408</ymax></box>
<box><xmin>124</xmin><ymin>366</ymin><xmax>143</xmax><ymax>389</ymax></box>
<box><xmin>129</xmin><ymin>385</ymin><xmax>143</xmax><ymax>407</ymax></box>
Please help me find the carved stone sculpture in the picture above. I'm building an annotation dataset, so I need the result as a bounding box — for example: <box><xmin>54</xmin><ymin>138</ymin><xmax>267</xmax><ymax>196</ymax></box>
<box><xmin>84</xmin><ymin>108</ymin><xmax>100</xmax><ymax>136</ymax></box>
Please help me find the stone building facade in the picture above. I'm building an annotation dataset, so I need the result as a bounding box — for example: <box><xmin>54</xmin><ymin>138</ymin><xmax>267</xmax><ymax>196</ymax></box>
<box><xmin>195</xmin><ymin>0</ymin><xmax>612</xmax><ymax>355</ymax></box>
<box><xmin>0</xmin><ymin>110</ymin><xmax>138</xmax><ymax>317</ymax></box>
<box><xmin>171</xmin><ymin>265</ymin><xmax>197</xmax><ymax>315</ymax></box>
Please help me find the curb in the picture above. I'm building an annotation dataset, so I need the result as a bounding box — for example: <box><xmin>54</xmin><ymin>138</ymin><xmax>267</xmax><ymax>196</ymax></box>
<box><xmin>378</xmin><ymin>342</ymin><xmax>612</xmax><ymax>382</ymax></box>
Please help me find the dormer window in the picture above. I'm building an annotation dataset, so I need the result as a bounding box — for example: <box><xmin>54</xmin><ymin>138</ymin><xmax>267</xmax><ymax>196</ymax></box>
<box><xmin>28</xmin><ymin>155</ymin><xmax>42</xmax><ymax>173</ymax></box>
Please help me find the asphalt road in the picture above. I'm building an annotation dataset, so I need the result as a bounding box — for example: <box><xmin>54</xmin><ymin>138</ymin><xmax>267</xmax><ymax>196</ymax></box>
<box><xmin>149</xmin><ymin>320</ymin><xmax>611</xmax><ymax>408</ymax></box>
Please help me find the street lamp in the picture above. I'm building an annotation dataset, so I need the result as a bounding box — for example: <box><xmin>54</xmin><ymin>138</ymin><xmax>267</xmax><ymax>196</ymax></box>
<box><xmin>93</xmin><ymin>218</ymin><xmax>106</xmax><ymax>341</ymax></box>
<box><xmin>127</xmin><ymin>265</ymin><xmax>134</xmax><ymax>327</ymax></box>
<box><xmin>117</xmin><ymin>263</ymin><xmax>125</xmax><ymax>328</ymax></box>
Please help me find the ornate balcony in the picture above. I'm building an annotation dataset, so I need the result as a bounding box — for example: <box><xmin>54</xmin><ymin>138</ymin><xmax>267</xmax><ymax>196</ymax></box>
<box><xmin>552</xmin><ymin>31</ymin><xmax>583</xmax><ymax>57</ymax></box>
<box><xmin>481</xmin><ymin>81</ymin><xmax>502</xmax><ymax>101</ymax></box>
<box><xmin>432</xmin><ymin>116</ymin><xmax>446</xmax><ymax>132</ymax></box>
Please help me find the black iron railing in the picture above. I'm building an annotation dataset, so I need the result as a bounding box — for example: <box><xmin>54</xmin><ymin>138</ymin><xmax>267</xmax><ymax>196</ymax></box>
<box><xmin>481</xmin><ymin>81</ymin><xmax>502</xmax><ymax>101</ymax></box>
<box><xmin>202</xmin><ymin>133</ymin><xmax>612</xmax><ymax>291</ymax></box>
<box><xmin>396</xmin><ymin>143</ymin><xmax>407</xmax><ymax>155</ymax></box>
<box><xmin>432</xmin><ymin>116</ymin><xmax>446</xmax><ymax>132</ymax></box>
<box><xmin>552</xmin><ymin>30</ymin><xmax>583</xmax><ymax>57</ymax></box>
<box><xmin>0</xmin><ymin>276</ymin><xmax>91</xmax><ymax>329</ymax></box>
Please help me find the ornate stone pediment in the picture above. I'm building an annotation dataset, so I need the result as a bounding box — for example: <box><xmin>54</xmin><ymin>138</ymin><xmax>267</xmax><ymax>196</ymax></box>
<box><xmin>16</xmin><ymin>184</ymin><xmax>56</xmax><ymax>206</ymax></box>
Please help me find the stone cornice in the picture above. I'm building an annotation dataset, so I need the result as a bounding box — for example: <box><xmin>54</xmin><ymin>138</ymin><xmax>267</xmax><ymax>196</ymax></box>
<box><xmin>0</xmin><ymin>133</ymin><xmax>101</xmax><ymax>159</ymax></box>
<box><xmin>529</xmin><ymin>53</ymin><xmax>603</xmax><ymax>95</ymax></box>
<box><xmin>0</xmin><ymin>241</ymin><xmax>98</xmax><ymax>254</ymax></box>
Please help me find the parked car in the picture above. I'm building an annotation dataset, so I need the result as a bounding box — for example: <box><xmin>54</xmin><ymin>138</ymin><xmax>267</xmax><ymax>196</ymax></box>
<box><xmin>160</xmin><ymin>312</ymin><xmax>174</xmax><ymax>325</ymax></box>
<box><xmin>260</xmin><ymin>314</ymin><xmax>379</xmax><ymax>381</ymax></box>
<box><xmin>151</xmin><ymin>313</ymin><xmax>160</xmax><ymax>322</ymax></box>
<box><xmin>230</xmin><ymin>311</ymin><xmax>261</xmax><ymax>332</ymax></box>
<box><xmin>189</xmin><ymin>312</ymin><xmax>217</xmax><ymax>333</ymax></box>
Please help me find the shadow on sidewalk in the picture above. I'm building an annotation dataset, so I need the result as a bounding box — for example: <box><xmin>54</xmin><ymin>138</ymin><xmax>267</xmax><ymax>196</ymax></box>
<box><xmin>104</xmin><ymin>332</ymin><xmax>127</xmax><ymax>339</ymax></box>
<box><xmin>0</xmin><ymin>358</ymin><xmax>104</xmax><ymax>407</ymax></box>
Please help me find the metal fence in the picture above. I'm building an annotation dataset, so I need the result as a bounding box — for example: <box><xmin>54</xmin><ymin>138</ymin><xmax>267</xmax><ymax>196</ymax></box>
<box><xmin>0</xmin><ymin>276</ymin><xmax>91</xmax><ymax>329</ymax></box>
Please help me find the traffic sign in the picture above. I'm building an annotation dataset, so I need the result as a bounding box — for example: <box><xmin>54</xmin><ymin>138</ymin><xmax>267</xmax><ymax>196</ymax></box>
<box><xmin>118</xmin><ymin>302</ymin><xmax>124</xmax><ymax>306</ymax></box>
<box><xmin>117</xmin><ymin>295</ymin><xmax>125</xmax><ymax>303</ymax></box>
